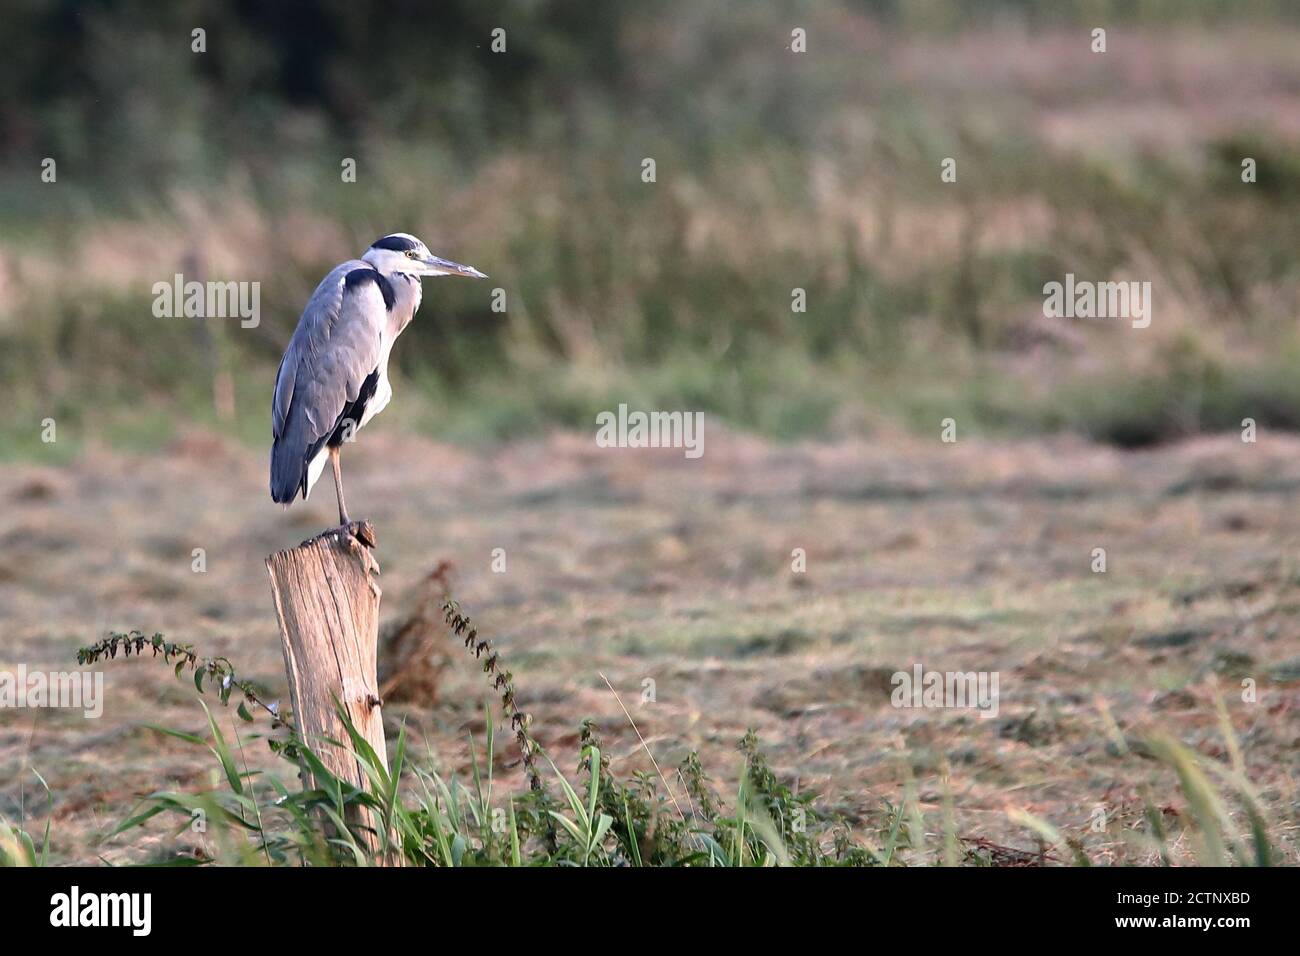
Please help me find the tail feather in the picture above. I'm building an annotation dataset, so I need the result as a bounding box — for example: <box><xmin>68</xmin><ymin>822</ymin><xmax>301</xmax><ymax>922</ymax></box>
<box><xmin>270</xmin><ymin>437</ymin><xmax>305</xmax><ymax>504</ymax></box>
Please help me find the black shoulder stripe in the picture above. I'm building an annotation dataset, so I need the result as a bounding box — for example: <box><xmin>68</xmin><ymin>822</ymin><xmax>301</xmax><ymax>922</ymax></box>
<box><xmin>344</xmin><ymin>267</ymin><xmax>395</xmax><ymax>310</ymax></box>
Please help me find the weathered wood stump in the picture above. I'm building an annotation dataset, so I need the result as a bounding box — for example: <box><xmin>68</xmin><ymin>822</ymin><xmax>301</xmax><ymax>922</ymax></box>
<box><xmin>377</xmin><ymin>560</ymin><xmax>455</xmax><ymax>704</ymax></box>
<box><xmin>265</xmin><ymin>521</ymin><xmax>395</xmax><ymax>862</ymax></box>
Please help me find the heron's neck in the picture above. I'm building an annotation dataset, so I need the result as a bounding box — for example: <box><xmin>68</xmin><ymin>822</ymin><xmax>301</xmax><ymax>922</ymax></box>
<box><xmin>381</xmin><ymin>271</ymin><xmax>423</xmax><ymax>337</ymax></box>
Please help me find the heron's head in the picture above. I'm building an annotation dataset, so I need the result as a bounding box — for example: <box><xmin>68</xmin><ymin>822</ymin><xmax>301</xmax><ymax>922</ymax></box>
<box><xmin>362</xmin><ymin>233</ymin><xmax>487</xmax><ymax>279</ymax></box>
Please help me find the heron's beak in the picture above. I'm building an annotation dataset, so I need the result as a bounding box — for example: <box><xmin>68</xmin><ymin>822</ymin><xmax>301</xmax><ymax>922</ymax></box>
<box><xmin>421</xmin><ymin>255</ymin><xmax>487</xmax><ymax>279</ymax></box>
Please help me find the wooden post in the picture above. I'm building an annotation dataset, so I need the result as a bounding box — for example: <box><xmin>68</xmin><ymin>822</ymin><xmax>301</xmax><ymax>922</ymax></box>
<box><xmin>265</xmin><ymin>522</ymin><xmax>395</xmax><ymax>861</ymax></box>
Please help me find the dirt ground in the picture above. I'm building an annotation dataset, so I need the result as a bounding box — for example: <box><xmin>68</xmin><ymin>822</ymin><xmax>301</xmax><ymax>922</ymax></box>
<box><xmin>1</xmin><ymin>427</ymin><xmax>1297</xmax><ymax>864</ymax></box>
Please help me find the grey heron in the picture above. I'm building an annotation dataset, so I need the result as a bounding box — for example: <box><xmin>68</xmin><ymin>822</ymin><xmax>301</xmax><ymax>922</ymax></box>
<box><xmin>270</xmin><ymin>233</ymin><xmax>486</xmax><ymax>528</ymax></box>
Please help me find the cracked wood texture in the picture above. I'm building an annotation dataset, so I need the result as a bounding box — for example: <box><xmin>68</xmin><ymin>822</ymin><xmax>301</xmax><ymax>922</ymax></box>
<box><xmin>265</xmin><ymin>523</ymin><xmax>395</xmax><ymax>862</ymax></box>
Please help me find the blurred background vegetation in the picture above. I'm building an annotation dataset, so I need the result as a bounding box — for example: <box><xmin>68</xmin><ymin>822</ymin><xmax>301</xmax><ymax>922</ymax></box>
<box><xmin>1</xmin><ymin>0</ymin><xmax>1298</xmax><ymax>458</ymax></box>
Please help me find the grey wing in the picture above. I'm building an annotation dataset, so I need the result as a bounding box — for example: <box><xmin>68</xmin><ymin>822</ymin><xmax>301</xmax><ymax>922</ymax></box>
<box><xmin>270</xmin><ymin>262</ymin><xmax>387</xmax><ymax>503</ymax></box>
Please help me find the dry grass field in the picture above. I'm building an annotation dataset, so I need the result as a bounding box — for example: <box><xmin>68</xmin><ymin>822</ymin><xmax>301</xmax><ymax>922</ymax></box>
<box><xmin>2</xmin><ymin>427</ymin><xmax>1296</xmax><ymax>864</ymax></box>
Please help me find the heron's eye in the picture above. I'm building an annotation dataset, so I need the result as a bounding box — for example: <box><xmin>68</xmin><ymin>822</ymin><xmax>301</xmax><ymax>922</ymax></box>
<box><xmin>405</xmin><ymin>250</ymin><xmax>418</xmax><ymax>258</ymax></box>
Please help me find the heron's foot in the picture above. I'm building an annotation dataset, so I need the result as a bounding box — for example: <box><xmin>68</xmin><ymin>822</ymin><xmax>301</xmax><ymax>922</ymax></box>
<box><xmin>338</xmin><ymin>520</ymin><xmax>377</xmax><ymax>548</ymax></box>
<box><xmin>310</xmin><ymin>520</ymin><xmax>377</xmax><ymax>549</ymax></box>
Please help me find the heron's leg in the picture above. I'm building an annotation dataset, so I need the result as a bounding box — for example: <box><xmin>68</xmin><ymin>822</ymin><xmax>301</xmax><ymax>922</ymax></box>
<box><xmin>329</xmin><ymin>445</ymin><xmax>350</xmax><ymax>526</ymax></box>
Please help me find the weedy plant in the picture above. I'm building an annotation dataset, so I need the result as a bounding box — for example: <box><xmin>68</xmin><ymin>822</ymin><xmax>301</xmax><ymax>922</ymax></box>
<box><xmin>0</xmin><ymin>771</ymin><xmax>52</xmax><ymax>867</ymax></box>
<box><xmin>9</xmin><ymin>615</ymin><xmax>1276</xmax><ymax>867</ymax></box>
<box><xmin>66</xmin><ymin>619</ymin><xmax>880</xmax><ymax>865</ymax></box>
